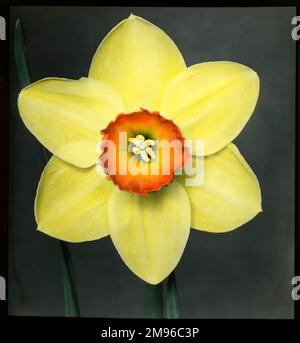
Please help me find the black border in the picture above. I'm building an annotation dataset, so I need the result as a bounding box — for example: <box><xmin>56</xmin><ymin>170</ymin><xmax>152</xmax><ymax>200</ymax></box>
<box><xmin>0</xmin><ymin>2</ymin><xmax>299</xmax><ymax>328</ymax></box>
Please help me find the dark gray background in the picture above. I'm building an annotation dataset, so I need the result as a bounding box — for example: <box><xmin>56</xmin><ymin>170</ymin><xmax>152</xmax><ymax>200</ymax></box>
<box><xmin>9</xmin><ymin>6</ymin><xmax>295</xmax><ymax>318</ymax></box>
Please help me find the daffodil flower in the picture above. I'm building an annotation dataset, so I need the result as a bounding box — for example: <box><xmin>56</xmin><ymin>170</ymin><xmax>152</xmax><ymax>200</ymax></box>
<box><xmin>17</xmin><ymin>15</ymin><xmax>262</xmax><ymax>284</ymax></box>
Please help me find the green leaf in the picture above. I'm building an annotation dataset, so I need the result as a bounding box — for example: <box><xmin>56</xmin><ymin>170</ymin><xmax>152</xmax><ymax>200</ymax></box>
<box><xmin>14</xmin><ymin>19</ymin><xmax>31</xmax><ymax>88</ymax></box>
<box><xmin>165</xmin><ymin>271</ymin><xmax>179</xmax><ymax>318</ymax></box>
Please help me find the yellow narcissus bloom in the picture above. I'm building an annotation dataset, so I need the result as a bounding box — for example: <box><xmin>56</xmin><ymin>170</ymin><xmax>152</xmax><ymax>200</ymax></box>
<box><xmin>17</xmin><ymin>15</ymin><xmax>262</xmax><ymax>285</ymax></box>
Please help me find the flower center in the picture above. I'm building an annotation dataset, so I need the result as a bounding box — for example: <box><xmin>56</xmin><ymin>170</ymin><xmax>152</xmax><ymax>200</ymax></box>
<box><xmin>99</xmin><ymin>108</ymin><xmax>189</xmax><ymax>196</ymax></box>
<box><xmin>128</xmin><ymin>134</ymin><xmax>155</xmax><ymax>162</ymax></box>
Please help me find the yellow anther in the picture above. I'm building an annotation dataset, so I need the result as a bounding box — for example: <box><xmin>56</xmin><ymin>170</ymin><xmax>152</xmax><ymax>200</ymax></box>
<box><xmin>145</xmin><ymin>139</ymin><xmax>155</xmax><ymax>147</ymax></box>
<box><xmin>132</xmin><ymin>147</ymin><xmax>140</xmax><ymax>155</ymax></box>
<box><xmin>135</xmin><ymin>134</ymin><xmax>144</xmax><ymax>141</ymax></box>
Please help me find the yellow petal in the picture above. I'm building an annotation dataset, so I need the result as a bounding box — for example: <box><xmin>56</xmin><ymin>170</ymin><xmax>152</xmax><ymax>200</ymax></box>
<box><xmin>18</xmin><ymin>77</ymin><xmax>125</xmax><ymax>168</ymax></box>
<box><xmin>108</xmin><ymin>181</ymin><xmax>191</xmax><ymax>284</ymax></box>
<box><xmin>161</xmin><ymin>62</ymin><xmax>259</xmax><ymax>155</ymax></box>
<box><xmin>89</xmin><ymin>14</ymin><xmax>186</xmax><ymax>112</ymax></box>
<box><xmin>177</xmin><ymin>144</ymin><xmax>262</xmax><ymax>233</ymax></box>
<box><xmin>35</xmin><ymin>156</ymin><xmax>114</xmax><ymax>242</ymax></box>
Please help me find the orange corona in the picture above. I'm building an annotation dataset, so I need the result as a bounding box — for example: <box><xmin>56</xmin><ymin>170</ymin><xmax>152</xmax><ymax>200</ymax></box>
<box><xmin>100</xmin><ymin>109</ymin><xmax>189</xmax><ymax>195</ymax></box>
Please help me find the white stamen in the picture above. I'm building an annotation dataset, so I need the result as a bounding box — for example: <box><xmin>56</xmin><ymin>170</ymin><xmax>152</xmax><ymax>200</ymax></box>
<box><xmin>129</xmin><ymin>134</ymin><xmax>155</xmax><ymax>162</ymax></box>
<box><xmin>146</xmin><ymin>147</ymin><xmax>155</xmax><ymax>159</ymax></box>
<box><xmin>141</xmin><ymin>150</ymin><xmax>150</xmax><ymax>162</ymax></box>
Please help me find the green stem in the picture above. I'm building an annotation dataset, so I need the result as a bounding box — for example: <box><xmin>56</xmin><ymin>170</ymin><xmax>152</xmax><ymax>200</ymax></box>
<box><xmin>165</xmin><ymin>271</ymin><xmax>179</xmax><ymax>318</ymax></box>
<box><xmin>15</xmin><ymin>18</ymin><xmax>80</xmax><ymax>317</ymax></box>
<box><xmin>145</xmin><ymin>282</ymin><xmax>164</xmax><ymax>318</ymax></box>
<box><xmin>59</xmin><ymin>241</ymin><xmax>81</xmax><ymax>317</ymax></box>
